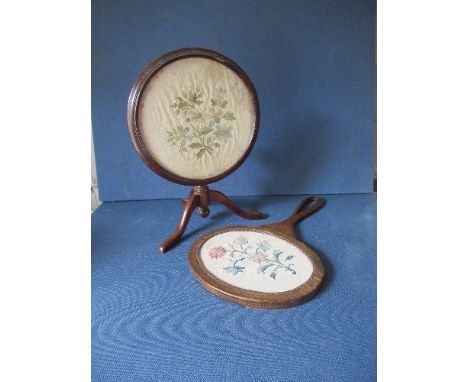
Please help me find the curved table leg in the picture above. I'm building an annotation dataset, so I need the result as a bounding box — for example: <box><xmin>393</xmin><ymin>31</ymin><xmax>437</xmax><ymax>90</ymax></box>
<box><xmin>159</xmin><ymin>194</ymin><xmax>199</xmax><ymax>253</ymax></box>
<box><xmin>209</xmin><ymin>190</ymin><xmax>266</xmax><ymax>220</ymax></box>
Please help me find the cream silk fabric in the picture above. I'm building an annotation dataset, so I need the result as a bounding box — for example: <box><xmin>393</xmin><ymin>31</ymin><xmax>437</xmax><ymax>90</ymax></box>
<box><xmin>200</xmin><ymin>230</ymin><xmax>314</xmax><ymax>293</ymax></box>
<box><xmin>138</xmin><ymin>57</ymin><xmax>256</xmax><ymax>179</ymax></box>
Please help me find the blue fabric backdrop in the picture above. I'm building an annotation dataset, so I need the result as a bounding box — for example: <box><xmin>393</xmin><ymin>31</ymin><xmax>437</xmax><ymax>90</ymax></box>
<box><xmin>92</xmin><ymin>2</ymin><xmax>377</xmax><ymax>380</ymax></box>
<box><xmin>92</xmin><ymin>0</ymin><xmax>376</xmax><ymax>201</ymax></box>
<box><xmin>92</xmin><ymin>194</ymin><xmax>376</xmax><ymax>381</ymax></box>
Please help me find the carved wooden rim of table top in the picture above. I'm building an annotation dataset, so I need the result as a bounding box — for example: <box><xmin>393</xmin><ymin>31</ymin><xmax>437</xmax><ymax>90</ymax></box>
<box><xmin>127</xmin><ymin>48</ymin><xmax>260</xmax><ymax>186</ymax></box>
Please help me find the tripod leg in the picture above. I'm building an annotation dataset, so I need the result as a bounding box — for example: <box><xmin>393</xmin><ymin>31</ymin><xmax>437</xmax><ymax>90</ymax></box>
<box><xmin>182</xmin><ymin>188</ymin><xmax>195</xmax><ymax>204</ymax></box>
<box><xmin>209</xmin><ymin>190</ymin><xmax>266</xmax><ymax>220</ymax></box>
<box><xmin>159</xmin><ymin>194</ymin><xmax>199</xmax><ymax>253</ymax></box>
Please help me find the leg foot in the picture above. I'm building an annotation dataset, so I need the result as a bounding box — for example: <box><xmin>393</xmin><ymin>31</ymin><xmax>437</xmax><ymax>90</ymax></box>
<box><xmin>199</xmin><ymin>207</ymin><xmax>210</xmax><ymax>218</ymax></box>
<box><xmin>159</xmin><ymin>194</ymin><xmax>199</xmax><ymax>253</ymax></box>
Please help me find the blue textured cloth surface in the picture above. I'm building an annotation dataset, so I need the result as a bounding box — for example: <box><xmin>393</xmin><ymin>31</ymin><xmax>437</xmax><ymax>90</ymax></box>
<box><xmin>92</xmin><ymin>194</ymin><xmax>376</xmax><ymax>381</ymax></box>
<box><xmin>92</xmin><ymin>0</ymin><xmax>376</xmax><ymax>201</ymax></box>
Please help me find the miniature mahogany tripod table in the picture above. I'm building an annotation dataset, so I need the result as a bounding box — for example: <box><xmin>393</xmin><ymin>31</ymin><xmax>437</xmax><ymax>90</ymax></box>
<box><xmin>127</xmin><ymin>48</ymin><xmax>266</xmax><ymax>252</ymax></box>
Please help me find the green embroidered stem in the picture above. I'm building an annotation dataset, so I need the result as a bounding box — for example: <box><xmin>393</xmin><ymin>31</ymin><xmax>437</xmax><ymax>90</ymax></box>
<box><xmin>233</xmin><ymin>257</ymin><xmax>247</xmax><ymax>268</ymax></box>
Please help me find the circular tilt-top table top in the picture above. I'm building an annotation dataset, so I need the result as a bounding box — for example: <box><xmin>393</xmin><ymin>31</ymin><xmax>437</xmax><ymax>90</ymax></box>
<box><xmin>127</xmin><ymin>48</ymin><xmax>259</xmax><ymax>185</ymax></box>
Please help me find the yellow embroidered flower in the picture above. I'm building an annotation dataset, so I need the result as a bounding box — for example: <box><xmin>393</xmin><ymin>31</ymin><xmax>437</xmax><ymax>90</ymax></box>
<box><xmin>233</xmin><ymin>235</ymin><xmax>248</xmax><ymax>246</ymax></box>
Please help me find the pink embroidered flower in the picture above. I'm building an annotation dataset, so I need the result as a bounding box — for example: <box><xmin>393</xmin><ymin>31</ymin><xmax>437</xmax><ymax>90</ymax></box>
<box><xmin>208</xmin><ymin>246</ymin><xmax>227</xmax><ymax>259</ymax></box>
<box><xmin>250</xmin><ymin>251</ymin><xmax>268</xmax><ymax>264</ymax></box>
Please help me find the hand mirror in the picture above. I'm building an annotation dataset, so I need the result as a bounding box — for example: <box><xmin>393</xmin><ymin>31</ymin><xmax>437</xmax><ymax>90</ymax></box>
<box><xmin>189</xmin><ymin>196</ymin><xmax>326</xmax><ymax>308</ymax></box>
<box><xmin>127</xmin><ymin>48</ymin><xmax>266</xmax><ymax>252</ymax></box>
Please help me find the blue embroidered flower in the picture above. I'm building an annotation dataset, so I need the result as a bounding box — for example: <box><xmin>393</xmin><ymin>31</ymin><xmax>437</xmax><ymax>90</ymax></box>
<box><xmin>256</xmin><ymin>240</ymin><xmax>271</xmax><ymax>252</ymax></box>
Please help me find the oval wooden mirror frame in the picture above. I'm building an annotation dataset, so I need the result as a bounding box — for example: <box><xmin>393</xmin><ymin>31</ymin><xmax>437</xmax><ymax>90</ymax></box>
<box><xmin>189</xmin><ymin>226</ymin><xmax>325</xmax><ymax>309</ymax></box>
<box><xmin>188</xmin><ymin>196</ymin><xmax>327</xmax><ymax>309</ymax></box>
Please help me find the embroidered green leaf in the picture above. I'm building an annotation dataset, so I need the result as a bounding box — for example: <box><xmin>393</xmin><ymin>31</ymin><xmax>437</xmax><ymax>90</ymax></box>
<box><xmin>171</xmin><ymin>98</ymin><xmax>190</xmax><ymax>113</ymax></box>
<box><xmin>182</xmin><ymin>87</ymin><xmax>203</xmax><ymax>105</ymax></box>
<box><xmin>285</xmin><ymin>255</ymin><xmax>294</xmax><ymax>261</ymax></box>
<box><xmin>167</xmin><ymin>125</ymin><xmax>190</xmax><ymax>146</ymax></box>
<box><xmin>195</xmin><ymin>149</ymin><xmax>206</xmax><ymax>158</ymax></box>
<box><xmin>188</xmin><ymin>142</ymin><xmax>203</xmax><ymax>149</ymax></box>
<box><xmin>270</xmin><ymin>272</ymin><xmax>277</xmax><ymax>280</ymax></box>
<box><xmin>223</xmin><ymin>112</ymin><xmax>235</xmax><ymax>121</ymax></box>
<box><xmin>199</xmin><ymin>127</ymin><xmax>214</xmax><ymax>136</ymax></box>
